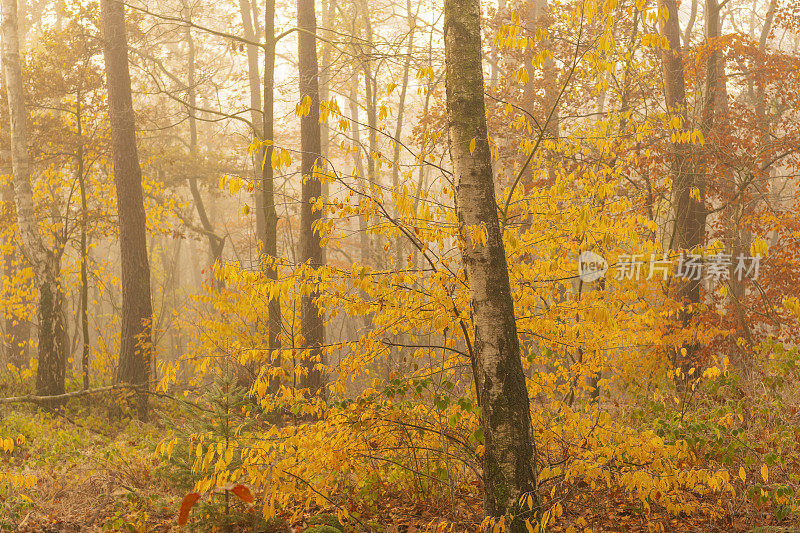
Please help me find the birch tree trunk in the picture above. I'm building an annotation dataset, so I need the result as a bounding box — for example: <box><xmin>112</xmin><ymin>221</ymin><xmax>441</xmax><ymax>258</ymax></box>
<box><xmin>444</xmin><ymin>0</ymin><xmax>538</xmax><ymax>527</ymax></box>
<box><xmin>100</xmin><ymin>0</ymin><xmax>153</xmax><ymax>420</ymax></box>
<box><xmin>298</xmin><ymin>0</ymin><xmax>325</xmax><ymax>396</ymax></box>
<box><xmin>1</xmin><ymin>0</ymin><xmax>67</xmax><ymax>402</ymax></box>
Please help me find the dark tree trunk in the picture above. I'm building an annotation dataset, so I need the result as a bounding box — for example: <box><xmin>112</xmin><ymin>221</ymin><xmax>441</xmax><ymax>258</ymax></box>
<box><xmin>100</xmin><ymin>0</ymin><xmax>153</xmax><ymax>420</ymax></box>
<box><xmin>298</xmin><ymin>0</ymin><xmax>325</xmax><ymax>396</ymax></box>
<box><xmin>658</xmin><ymin>0</ymin><xmax>706</xmax><ymax>376</ymax></box>
<box><xmin>263</xmin><ymin>0</ymin><xmax>281</xmax><ymax>389</ymax></box>
<box><xmin>444</xmin><ymin>0</ymin><xmax>538</xmax><ymax>528</ymax></box>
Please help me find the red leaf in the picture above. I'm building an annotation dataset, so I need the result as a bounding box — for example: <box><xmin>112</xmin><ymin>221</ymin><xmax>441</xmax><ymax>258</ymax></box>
<box><xmin>230</xmin><ymin>484</ymin><xmax>254</xmax><ymax>503</ymax></box>
<box><xmin>178</xmin><ymin>492</ymin><xmax>200</xmax><ymax>526</ymax></box>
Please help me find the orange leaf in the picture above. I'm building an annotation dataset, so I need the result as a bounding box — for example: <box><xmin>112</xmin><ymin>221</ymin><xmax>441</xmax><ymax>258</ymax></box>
<box><xmin>231</xmin><ymin>484</ymin><xmax>254</xmax><ymax>503</ymax></box>
<box><xmin>178</xmin><ymin>492</ymin><xmax>200</xmax><ymax>526</ymax></box>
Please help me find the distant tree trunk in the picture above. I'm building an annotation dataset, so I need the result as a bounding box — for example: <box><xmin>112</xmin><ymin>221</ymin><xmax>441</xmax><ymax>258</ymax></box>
<box><xmin>523</xmin><ymin>0</ymin><xmax>558</xmax><ymax>139</ymax></box>
<box><xmin>319</xmin><ymin>0</ymin><xmax>336</xmax><ymax>168</ymax></box>
<box><xmin>2</xmin><ymin>0</ymin><xmax>67</xmax><ymax>403</ymax></box>
<box><xmin>391</xmin><ymin>0</ymin><xmax>415</xmax><ymax>269</ymax></box>
<box><xmin>238</xmin><ymin>0</ymin><xmax>266</xmax><ymax>249</ymax></box>
<box><xmin>444</xmin><ymin>0</ymin><xmax>538</xmax><ymax>527</ymax></box>
<box><xmin>726</xmin><ymin>0</ymin><xmax>776</xmax><ymax>374</ymax></box>
<box><xmin>263</xmin><ymin>0</ymin><xmax>281</xmax><ymax>390</ymax></box>
<box><xmin>658</xmin><ymin>0</ymin><xmax>706</xmax><ymax>377</ymax></box>
<box><xmin>77</xmin><ymin>84</ymin><xmax>91</xmax><ymax>391</ymax></box>
<box><xmin>298</xmin><ymin>0</ymin><xmax>325</xmax><ymax>396</ymax></box>
<box><xmin>489</xmin><ymin>0</ymin><xmax>506</xmax><ymax>88</ymax></box>
<box><xmin>183</xmin><ymin>12</ymin><xmax>225</xmax><ymax>279</ymax></box>
<box><xmin>348</xmin><ymin>64</ymin><xmax>370</xmax><ymax>265</ymax></box>
<box><xmin>100</xmin><ymin>0</ymin><xmax>153</xmax><ymax>420</ymax></box>
<box><xmin>358</xmin><ymin>0</ymin><xmax>381</xmax><ymax>267</ymax></box>
<box><xmin>683</xmin><ymin>0</ymin><xmax>698</xmax><ymax>47</ymax></box>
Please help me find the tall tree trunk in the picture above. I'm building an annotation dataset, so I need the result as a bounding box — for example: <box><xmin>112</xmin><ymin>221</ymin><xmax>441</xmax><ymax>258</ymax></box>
<box><xmin>2</xmin><ymin>0</ymin><xmax>67</xmax><ymax>403</ymax></box>
<box><xmin>100</xmin><ymin>0</ymin><xmax>153</xmax><ymax>420</ymax></box>
<box><xmin>444</xmin><ymin>0</ymin><xmax>538</xmax><ymax>527</ymax></box>
<box><xmin>658</xmin><ymin>0</ymin><xmax>706</xmax><ymax>376</ymax></box>
<box><xmin>77</xmin><ymin>84</ymin><xmax>91</xmax><ymax>391</ymax></box>
<box><xmin>298</xmin><ymin>0</ymin><xmax>325</xmax><ymax>396</ymax></box>
<box><xmin>263</xmin><ymin>0</ymin><xmax>281</xmax><ymax>390</ymax></box>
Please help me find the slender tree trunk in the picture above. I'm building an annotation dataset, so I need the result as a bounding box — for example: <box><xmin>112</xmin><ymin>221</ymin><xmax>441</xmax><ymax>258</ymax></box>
<box><xmin>2</xmin><ymin>0</ymin><xmax>67</xmax><ymax>403</ymax></box>
<box><xmin>358</xmin><ymin>0</ymin><xmax>381</xmax><ymax>267</ymax></box>
<box><xmin>298</xmin><ymin>0</ymin><xmax>325</xmax><ymax>396</ymax></box>
<box><xmin>444</xmin><ymin>0</ymin><xmax>538</xmax><ymax>527</ymax></box>
<box><xmin>100</xmin><ymin>0</ymin><xmax>153</xmax><ymax>420</ymax></box>
<box><xmin>391</xmin><ymin>0</ymin><xmax>415</xmax><ymax>269</ymax></box>
<box><xmin>683</xmin><ymin>0</ymin><xmax>698</xmax><ymax>47</ymax></box>
<box><xmin>489</xmin><ymin>0</ymin><xmax>506</xmax><ymax>88</ymax></box>
<box><xmin>77</xmin><ymin>84</ymin><xmax>91</xmax><ymax>391</ymax></box>
<box><xmin>263</xmin><ymin>0</ymin><xmax>281</xmax><ymax>390</ymax></box>
<box><xmin>238</xmin><ymin>0</ymin><xmax>267</xmax><ymax>255</ymax></box>
<box><xmin>523</xmin><ymin>0</ymin><xmax>557</xmax><ymax>140</ymax></box>
<box><xmin>319</xmin><ymin>0</ymin><xmax>336</xmax><ymax>168</ymax></box>
<box><xmin>183</xmin><ymin>13</ymin><xmax>225</xmax><ymax>278</ymax></box>
<box><xmin>349</xmin><ymin>64</ymin><xmax>370</xmax><ymax>265</ymax></box>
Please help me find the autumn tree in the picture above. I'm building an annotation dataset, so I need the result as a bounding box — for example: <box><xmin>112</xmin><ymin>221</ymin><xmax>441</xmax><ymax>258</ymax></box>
<box><xmin>444</xmin><ymin>0</ymin><xmax>538</xmax><ymax>528</ymax></box>
<box><xmin>100</xmin><ymin>0</ymin><xmax>153</xmax><ymax>419</ymax></box>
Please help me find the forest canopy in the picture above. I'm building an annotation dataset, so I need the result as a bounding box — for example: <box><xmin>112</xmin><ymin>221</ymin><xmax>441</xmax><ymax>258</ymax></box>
<box><xmin>0</xmin><ymin>0</ymin><xmax>799</xmax><ymax>531</ymax></box>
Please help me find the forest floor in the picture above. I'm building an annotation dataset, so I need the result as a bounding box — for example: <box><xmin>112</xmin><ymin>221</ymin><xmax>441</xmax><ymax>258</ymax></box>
<box><xmin>0</xmin><ymin>404</ymin><xmax>797</xmax><ymax>532</ymax></box>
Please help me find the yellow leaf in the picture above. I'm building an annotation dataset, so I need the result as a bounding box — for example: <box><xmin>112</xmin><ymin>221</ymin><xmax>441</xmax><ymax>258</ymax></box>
<box><xmin>739</xmin><ymin>467</ymin><xmax>746</xmax><ymax>482</ymax></box>
<box><xmin>525</xmin><ymin>519</ymin><xmax>534</xmax><ymax>533</ymax></box>
<box><xmin>469</xmin><ymin>138</ymin><xmax>476</xmax><ymax>155</ymax></box>
<box><xmin>761</xmin><ymin>464</ymin><xmax>768</xmax><ymax>483</ymax></box>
